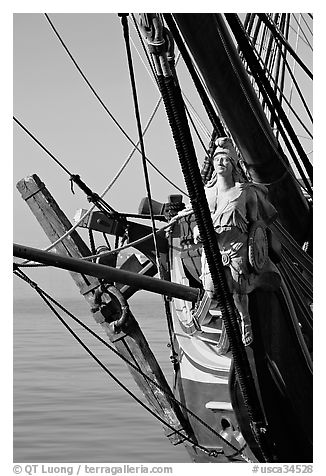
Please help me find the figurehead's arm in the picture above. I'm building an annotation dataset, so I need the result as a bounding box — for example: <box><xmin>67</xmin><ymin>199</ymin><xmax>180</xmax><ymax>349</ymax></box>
<box><xmin>246</xmin><ymin>186</ymin><xmax>258</xmax><ymax>223</ymax></box>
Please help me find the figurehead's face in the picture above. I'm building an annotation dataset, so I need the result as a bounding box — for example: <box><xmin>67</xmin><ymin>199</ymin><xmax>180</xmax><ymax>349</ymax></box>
<box><xmin>213</xmin><ymin>153</ymin><xmax>233</xmax><ymax>177</ymax></box>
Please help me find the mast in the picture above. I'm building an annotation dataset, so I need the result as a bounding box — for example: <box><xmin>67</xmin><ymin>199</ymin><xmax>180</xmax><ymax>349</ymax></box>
<box><xmin>168</xmin><ymin>13</ymin><xmax>310</xmax><ymax>245</ymax></box>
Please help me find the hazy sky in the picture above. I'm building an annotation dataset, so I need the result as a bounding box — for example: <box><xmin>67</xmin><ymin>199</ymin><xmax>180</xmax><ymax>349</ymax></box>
<box><xmin>13</xmin><ymin>11</ymin><xmax>313</xmax><ymax>299</ymax></box>
<box><xmin>7</xmin><ymin>5</ymin><xmax>320</xmax><ymax>468</ymax></box>
<box><xmin>13</xmin><ymin>13</ymin><xmax>211</xmax><ymax>298</ymax></box>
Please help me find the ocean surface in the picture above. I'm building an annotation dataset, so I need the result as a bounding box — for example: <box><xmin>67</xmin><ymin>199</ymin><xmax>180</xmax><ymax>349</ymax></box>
<box><xmin>13</xmin><ymin>293</ymin><xmax>190</xmax><ymax>463</ymax></box>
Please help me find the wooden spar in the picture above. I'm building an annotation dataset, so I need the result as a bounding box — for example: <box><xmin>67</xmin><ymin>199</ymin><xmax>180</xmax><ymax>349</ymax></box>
<box><xmin>16</xmin><ymin>174</ymin><xmax>193</xmax><ymax>444</ymax></box>
<box><xmin>169</xmin><ymin>13</ymin><xmax>310</xmax><ymax>245</ymax></box>
<box><xmin>14</xmin><ymin>242</ymin><xmax>199</xmax><ymax>302</ymax></box>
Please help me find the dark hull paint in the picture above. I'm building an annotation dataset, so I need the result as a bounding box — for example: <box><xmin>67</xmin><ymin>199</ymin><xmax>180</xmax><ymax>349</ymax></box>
<box><xmin>171</xmin><ymin>13</ymin><xmax>310</xmax><ymax>245</ymax></box>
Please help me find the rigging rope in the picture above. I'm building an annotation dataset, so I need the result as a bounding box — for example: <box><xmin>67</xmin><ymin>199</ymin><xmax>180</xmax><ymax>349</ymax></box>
<box><xmin>273</xmin><ymin>220</ymin><xmax>312</xmax><ymax>272</ymax></box>
<box><xmin>121</xmin><ymin>15</ymin><xmax>182</xmax><ymax>376</ymax></box>
<box><xmin>263</xmin><ymin>63</ymin><xmax>312</xmax><ymax>140</ymax></box>
<box><xmin>278</xmin><ymin>14</ymin><xmax>290</xmax><ymax>110</ymax></box>
<box><xmin>261</xmin><ymin>13</ymin><xmax>280</xmax><ymax>109</ymax></box>
<box><xmin>280</xmin><ymin>252</ymin><xmax>312</xmax><ymax>302</ymax></box>
<box><xmin>14</xmin><ymin>116</ymin><xmax>120</xmax><ymax>218</ymax></box>
<box><xmin>32</xmin><ymin>98</ymin><xmax>167</xmax><ymax>258</ymax></box>
<box><xmin>300</xmin><ymin>14</ymin><xmax>313</xmax><ymax>39</ymax></box>
<box><xmin>291</xmin><ymin>14</ymin><xmax>313</xmax><ymax>51</ymax></box>
<box><xmin>14</xmin><ymin>94</ymin><xmax>184</xmax><ymax>267</ymax></box>
<box><xmin>270</xmin><ymin>14</ymin><xmax>287</xmax><ymax>132</ymax></box>
<box><xmin>243</xmin><ymin>18</ymin><xmax>313</xmax><ymax>165</ymax></box>
<box><xmin>143</xmin><ymin>15</ymin><xmax>272</xmax><ymax>460</ymax></box>
<box><xmin>120</xmin><ymin>14</ymin><xmax>163</xmax><ymax>278</ymax></box>
<box><xmin>225</xmin><ymin>14</ymin><xmax>313</xmax><ymax>196</ymax></box>
<box><xmin>163</xmin><ymin>14</ymin><xmax>226</xmax><ymax>138</ymax></box>
<box><xmin>183</xmin><ymin>94</ymin><xmax>211</xmax><ymax>139</ymax></box>
<box><xmin>13</xmin><ymin>116</ymin><xmax>72</xmax><ymax>176</ymax></box>
<box><xmin>287</xmin><ymin>15</ymin><xmax>301</xmax><ymax>118</ymax></box>
<box><xmin>131</xmin><ymin>14</ymin><xmax>158</xmax><ymax>84</ymax></box>
<box><xmin>131</xmin><ymin>14</ymin><xmax>211</xmax><ymax>158</ymax></box>
<box><xmin>277</xmin><ymin>45</ymin><xmax>313</xmax><ymax>124</ymax></box>
<box><xmin>13</xmin><ymin>268</ymin><xmax>251</xmax><ymax>461</ymax></box>
<box><xmin>13</xmin><ymin>222</ymin><xmax>173</xmax><ymax>268</ymax></box>
<box><xmin>36</xmin><ymin>13</ymin><xmax>205</xmax><ymax>209</ymax></box>
<box><xmin>43</xmin><ymin>13</ymin><xmax>187</xmax><ymax>197</ymax></box>
<box><xmin>12</xmin><ymin>268</ymin><xmax>191</xmax><ymax>449</ymax></box>
<box><xmin>257</xmin><ymin>17</ymin><xmax>269</xmax><ymax>59</ymax></box>
<box><xmin>257</xmin><ymin>14</ymin><xmax>313</xmax><ymax>80</ymax></box>
<box><xmin>246</xmin><ymin>14</ymin><xmax>313</xmax><ymax>149</ymax></box>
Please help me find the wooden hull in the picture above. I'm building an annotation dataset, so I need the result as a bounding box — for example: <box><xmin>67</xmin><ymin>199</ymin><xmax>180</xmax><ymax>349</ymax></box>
<box><xmin>169</xmin><ymin>221</ymin><xmax>312</xmax><ymax>462</ymax></box>
<box><xmin>169</xmin><ymin>234</ymin><xmax>255</xmax><ymax>462</ymax></box>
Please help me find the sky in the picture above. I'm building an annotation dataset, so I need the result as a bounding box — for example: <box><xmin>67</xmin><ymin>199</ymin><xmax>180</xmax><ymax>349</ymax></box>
<box><xmin>6</xmin><ymin>2</ymin><xmax>324</xmax><ymax>470</ymax></box>
<box><xmin>12</xmin><ymin>11</ymin><xmax>314</xmax><ymax>299</ymax></box>
<box><xmin>13</xmin><ymin>12</ymin><xmax>212</xmax><ymax>298</ymax></box>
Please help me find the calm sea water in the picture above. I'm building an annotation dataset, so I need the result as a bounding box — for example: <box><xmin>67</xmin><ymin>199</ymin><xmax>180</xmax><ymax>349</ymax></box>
<box><xmin>13</xmin><ymin>293</ymin><xmax>189</xmax><ymax>463</ymax></box>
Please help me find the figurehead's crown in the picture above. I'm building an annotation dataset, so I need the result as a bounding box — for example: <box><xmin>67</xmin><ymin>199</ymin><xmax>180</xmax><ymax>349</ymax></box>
<box><xmin>213</xmin><ymin>137</ymin><xmax>238</xmax><ymax>164</ymax></box>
